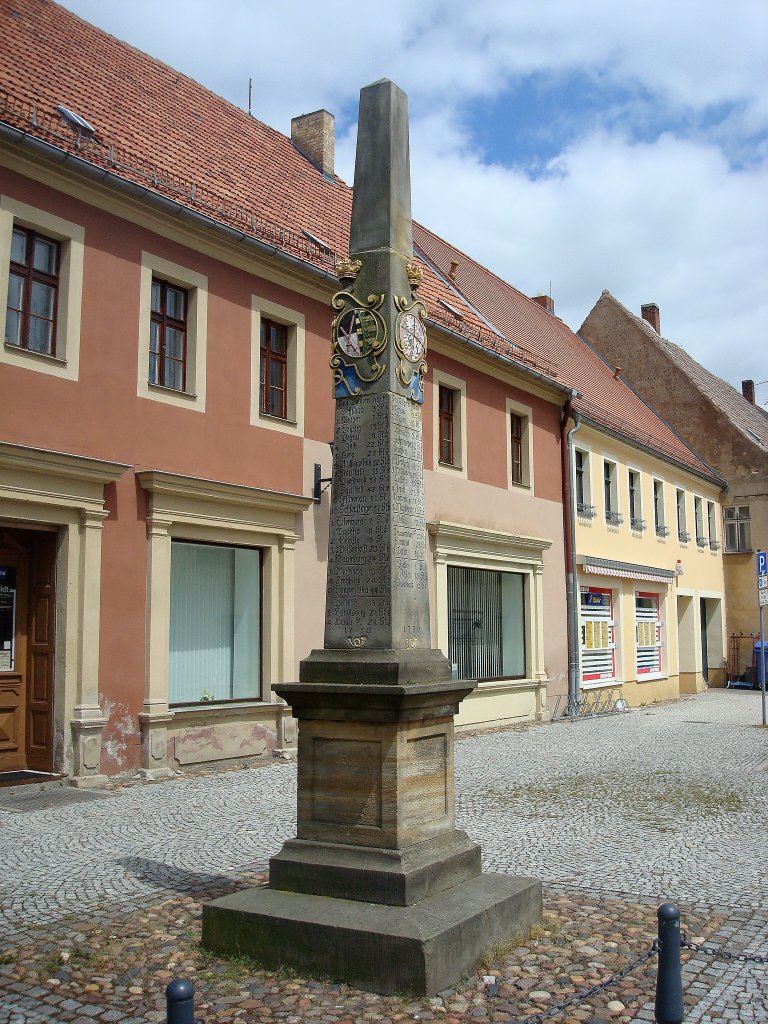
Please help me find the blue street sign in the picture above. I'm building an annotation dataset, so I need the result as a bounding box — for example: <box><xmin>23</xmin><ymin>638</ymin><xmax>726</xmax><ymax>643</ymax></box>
<box><xmin>758</xmin><ymin>550</ymin><xmax>768</xmax><ymax>590</ymax></box>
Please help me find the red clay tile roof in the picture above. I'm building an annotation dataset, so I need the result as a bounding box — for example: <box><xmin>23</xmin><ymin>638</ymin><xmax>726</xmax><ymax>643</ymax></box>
<box><xmin>0</xmin><ymin>0</ymin><xmax>720</xmax><ymax>484</ymax></box>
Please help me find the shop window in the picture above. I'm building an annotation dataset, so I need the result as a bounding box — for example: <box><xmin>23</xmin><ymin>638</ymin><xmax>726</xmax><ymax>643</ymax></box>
<box><xmin>447</xmin><ymin>565</ymin><xmax>525</xmax><ymax>680</ymax></box>
<box><xmin>635</xmin><ymin>592</ymin><xmax>662</xmax><ymax>676</ymax></box>
<box><xmin>580</xmin><ymin>588</ymin><xmax>615</xmax><ymax>683</ymax></box>
<box><xmin>169</xmin><ymin>542</ymin><xmax>261</xmax><ymax>704</ymax></box>
<box><xmin>724</xmin><ymin>506</ymin><xmax>751</xmax><ymax>552</ymax></box>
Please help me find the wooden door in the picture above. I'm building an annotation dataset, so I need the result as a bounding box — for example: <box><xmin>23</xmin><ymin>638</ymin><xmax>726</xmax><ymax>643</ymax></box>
<box><xmin>0</xmin><ymin>540</ymin><xmax>29</xmax><ymax>772</ymax></box>
<box><xmin>0</xmin><ymin>529</ymin><xmax>56</xmax><ymax>774</ymax></box>
<box><xmin>26</xmin><ymin>532</ymin><xmax>56</xmax><ymax>771</ymax></box>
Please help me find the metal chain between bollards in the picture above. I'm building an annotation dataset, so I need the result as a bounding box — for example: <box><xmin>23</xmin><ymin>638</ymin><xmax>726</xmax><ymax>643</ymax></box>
<box><xmin>681</xmin><ymin>934</ymin><xmax>768</xmax><ymax>965</ymax></box>
<box><xmin>487</xmin><ymin>942</ymin><xmax>659</xmax><ymax>1024</ymax></box>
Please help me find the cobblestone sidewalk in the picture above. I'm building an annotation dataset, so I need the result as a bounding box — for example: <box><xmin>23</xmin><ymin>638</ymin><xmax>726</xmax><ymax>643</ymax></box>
<box><xmin>0</xmin><ymin>689</ymin><xmax>765</xmax><ymax>1022</ymax></box>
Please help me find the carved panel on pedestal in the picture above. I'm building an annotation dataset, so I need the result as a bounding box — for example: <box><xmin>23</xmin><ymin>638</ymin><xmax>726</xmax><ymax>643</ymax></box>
<box><xmin>312</xmin><ymin>737</ymin><xmax>382</xmax><ymax>827</ymax></box>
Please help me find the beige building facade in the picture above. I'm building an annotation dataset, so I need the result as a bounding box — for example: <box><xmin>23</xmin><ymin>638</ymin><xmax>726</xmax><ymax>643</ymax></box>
<box><xmin>573</xmin><ymin>422</ymin><xmax>726</xmax><ymax>703</ymax></box>
<box><xmin>581</xmin><ymin>292</ymin><xmax>768</xmax><ymax>684</ymax></box>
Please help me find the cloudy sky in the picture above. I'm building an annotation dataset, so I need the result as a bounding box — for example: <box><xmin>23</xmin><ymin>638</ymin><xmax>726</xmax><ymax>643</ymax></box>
<box><xmin>60</xmin><ymin>1</ymin><xmax>768</xmax><ymax>400</ymax></box>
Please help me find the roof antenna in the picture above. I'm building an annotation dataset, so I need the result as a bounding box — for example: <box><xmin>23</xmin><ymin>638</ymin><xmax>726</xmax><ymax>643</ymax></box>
<box><xmin>248</xmin><ymin>78</ymin><xmax>252</xmax><ymax>116</ymax></box>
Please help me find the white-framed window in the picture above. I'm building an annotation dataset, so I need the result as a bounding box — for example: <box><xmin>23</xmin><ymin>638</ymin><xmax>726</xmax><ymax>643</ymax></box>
<box><xmin>653</xmin><ymin>479</ymin><xmax>668</xmax><ymax>538</ymax></box>
<box><xmin>250</xmin><ymin>295</ymin><xmax>305</xmax><ymax>436</ymax></box>
<box><xmin>506</xmin><ymin>398</ymin><xmax>533</xmax><ymax>490</ymax></box>
<box><xmin>628</xmin><ymin>469</ymin><xmax>645</xmax><ymax>531</ymax></box>
<box><xmin>676</xmin><ymin>488</ymin><xmax>690</xmax><ymax>543</ymax></box>
<box><xmin>432</xmin><ymin>370</ymin><xmax>467</xmax><ymax>477</ymax></box>
<box><xmin>428</xmin><ymin>521</ymin><xmax>550</xmax><ymax>688</ymax></box>
<box><xmin>707</xmin><ymin>501</ymin><xmax>719</xmax><ymax>550</ymax></box>
<box><xmin>635</xmin><ymin>591</ymin><xmax>663</xmax><ymax>677</ymax></box>
<box><xmin>170</xmin><ymin>541</ymin><xmax>261</xmax><ymax>705</ymax></box>
<box><xmin>137</xmin><ymin>252</ymin><xmax>208</xmax><ymax>411</ymax></box>
<box><xmin>575</xmin><ymin>448</ymin><xmax>596</xmax><ymax>518</ymax></box>
<box><xmin>603</xmin><ymin>459</ymin><xmax>622</xmax><ymax>525</ymax></box>
<box><xmin>447</xmin><ymin>565</ymin><xmax>525</xmax><ymax>680</ymax></box>
<box><xmin>0</xmin><ymin>195</ymin><xmax>84</xmax><ymax>380</ymax></box>
<box><xmin>580</xmin><ymin>587</ymin><xmax>616</xmax><ymax>684</ymax></box>
<box><xmin>723</xmin><ymin>505</ymin><xmax>751</xmax><ymax>552</ymax></box>
<box><xmin>694</xmin><ymin>496</ymin><xmax>706</xmax><ymax>547</ymax></box>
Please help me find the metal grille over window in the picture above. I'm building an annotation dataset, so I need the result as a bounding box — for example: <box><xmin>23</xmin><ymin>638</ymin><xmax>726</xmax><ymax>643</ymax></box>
<box><xmin>580</xmin><ymin>588</ymin><xmax>615</xmax><ymax>682</ymax></box>
<box><xmin>635</xmin><ymin>593</ymin><xmax>662</xmax><ymax>674</ymax></box>
<box><xmin>5</xmin><ymin>226</ymin><xmax>60</xmax><ymax>355</ymax></box>
<box><xmin>447</xmin><ymin>566</ymin><xmax>525</xmax><ymax>680</ymax></box>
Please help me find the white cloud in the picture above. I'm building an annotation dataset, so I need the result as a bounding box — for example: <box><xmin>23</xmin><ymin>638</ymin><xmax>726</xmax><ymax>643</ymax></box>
<box><xmin>58</xmin><ymin>0</ymin><xmax>768</xmax><ymax>389</ymax></box>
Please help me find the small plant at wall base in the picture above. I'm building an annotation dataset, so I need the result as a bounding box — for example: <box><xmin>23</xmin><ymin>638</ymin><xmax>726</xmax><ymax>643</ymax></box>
<box><xmin>200</xmin><ymin>689</ymin><xmax>215</xmax><ymax>702</ymax></box>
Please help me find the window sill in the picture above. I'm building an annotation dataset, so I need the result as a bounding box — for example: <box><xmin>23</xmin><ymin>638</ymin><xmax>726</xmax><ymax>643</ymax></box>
<box><xmin>474</xmin><ymin>676</ymin><xmax>541</xmax><ymax>692</ymax></box>
<box><xmin>437</xmin><ymin>460</ymin><xmax>464</xmax><ymax>471</ymax></box>
<box><xmin>258</xmin><ymin>411</ymin><xmax>297</xmax><ymax>427</ymax></box>
<box><xmin>637</xmin><ymin>673</ymin><xmax>667</xmax><ymax>683</ymax></box>
<box><xmin>4</xmin><ymin>341</ymin><xmax>66</xmax><ymax>366</ymax></box>
<box><xmin>148</xmin><ymin>382</ymin><xmax>197</xmax><ymax>400</ymax></box>
<box><xmin>723</xmin><ymin>549</ymin><xmax>752</xmax><ymax>555</ymax></box>
<box><xmin>509</xmin><ymin>479</ymin><xmax>532</xmax><ymax>492</ymax></box>
<box><xmin>581</xmin><ymin>679</ymin><xmax>619</xmax><ymax>689</ymax></box>
<box><xmin>169</xmin><ymin>699</ymin><xmax>276</xmax><ymax>719</ymax></box>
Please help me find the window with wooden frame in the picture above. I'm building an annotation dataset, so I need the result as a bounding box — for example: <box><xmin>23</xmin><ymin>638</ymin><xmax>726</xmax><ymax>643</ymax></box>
<box><xmin>260</xmin><ymin>317</ymin><xmax>288</xmax><ymax>419</ymax></box>
<box><xmin>5</xmin><ymin>226</ymin><xmax>60</xmax><ymax>356</ymax></box>
<box><xmin>510</xmin><ymin>412</ymin><xmax>524</xmax><ymax>484</ymax></box>
<box><xmin>150</xmin><ymin>278</ymin><xmax>187</xmax><ymax>391</ymax></box>
<box><xmin>438</xmin><ymin>385</ymin><xmax>455</xmax><ymax>465</ymax></box>
<box><xmin>724</xmin><ymin>505</ymin><xmax>750</xmax><ymax>552</ymax></box>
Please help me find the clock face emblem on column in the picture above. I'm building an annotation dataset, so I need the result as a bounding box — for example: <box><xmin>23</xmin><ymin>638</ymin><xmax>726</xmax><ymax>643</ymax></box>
<box><xmin>398</xmin><ymin>311</ymin><xmax>426</xmax><ymax>362</ymax></box>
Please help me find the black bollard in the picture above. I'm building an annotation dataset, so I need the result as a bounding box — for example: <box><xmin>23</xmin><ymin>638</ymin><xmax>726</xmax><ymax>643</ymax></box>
<box><xmin>166</xmin><ymin>978</ymin><xmax>195</xmax><ymax>1024</ymax></box>
<box><xmin>655</xmin><ymin>902</ymin><xmax>684</xmax><ymax>1024</ymax></box>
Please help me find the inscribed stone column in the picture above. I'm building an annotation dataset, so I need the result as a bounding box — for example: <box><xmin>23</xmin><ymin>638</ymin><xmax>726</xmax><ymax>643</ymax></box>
<box><xmin>202</xmin><ymin>79</ymin><xmax>541</xmax><ymax>996</ymax></box>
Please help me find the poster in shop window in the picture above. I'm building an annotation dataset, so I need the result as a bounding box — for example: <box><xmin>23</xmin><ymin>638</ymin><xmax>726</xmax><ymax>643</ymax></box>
<box><xmin>0</xmin><ymin>566</ymin><xmax>16</xmax><ymax>671</ymax></box>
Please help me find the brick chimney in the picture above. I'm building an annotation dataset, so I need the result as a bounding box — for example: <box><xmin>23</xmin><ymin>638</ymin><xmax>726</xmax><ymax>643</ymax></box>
<box><xmin>532</xmin><ymin>293</ymin><xmax>555</xmax><ymax>315</ymax></box>
<box><xmin>641</xmin><ymin>303</ymin><xmax>660</xmax><ymax>333</ymax></box>
<box><xmin>291</xmin><ymin>109</ymin><xmax>335</xmax><ymax>177</ymax></box>
<box><xmin>741</xmin><ymin>379</ymin><xmax>756</xmax><ymax>404</ymax></box>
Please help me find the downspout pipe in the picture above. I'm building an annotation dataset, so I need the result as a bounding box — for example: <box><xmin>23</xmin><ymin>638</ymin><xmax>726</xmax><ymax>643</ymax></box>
<box><xmin>561</xmin><ymin>394</ymin><xmax>581</xmax><ymax>711</ymax></box>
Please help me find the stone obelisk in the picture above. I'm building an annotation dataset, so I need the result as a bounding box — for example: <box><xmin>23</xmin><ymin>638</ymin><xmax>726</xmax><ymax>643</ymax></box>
<box><xmin>202</xmin><ymin>80</ymin><xmax>541</xmax><ymax>996</ymax></box>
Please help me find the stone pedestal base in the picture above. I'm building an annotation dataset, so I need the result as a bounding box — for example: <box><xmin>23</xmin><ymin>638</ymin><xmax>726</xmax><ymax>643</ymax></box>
<box><xmin>202</xmin><ymin>872</ymin><xmax>542</xmax><ymax>996</ymax></box>
<box><xmin>270</xmin><ymin>830</ymin><xmax>480</xmax><ymax>906</ymax></box>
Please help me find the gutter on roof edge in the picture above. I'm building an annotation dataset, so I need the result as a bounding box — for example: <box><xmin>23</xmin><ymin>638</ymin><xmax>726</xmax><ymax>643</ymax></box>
<box><xmin>0</xmin><ymin>122</ymin><xmax>340</xmax><ymax>289</ymax></box>
<box><xmin>576</xmin><ymin>410</ymin><xmax>728</xmax><ymax>490</ymax></box>
<box><xmin>426</xmin><ymin>317</ymin><xmax>573</xmax><ymax>400</ymax></box>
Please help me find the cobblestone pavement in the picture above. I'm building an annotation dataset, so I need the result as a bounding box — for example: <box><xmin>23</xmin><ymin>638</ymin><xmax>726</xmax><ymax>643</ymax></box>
<box><xmin>0</xmin><ymin>688</ymin><xmax>765</xmax><ymax>1022</ymax></box>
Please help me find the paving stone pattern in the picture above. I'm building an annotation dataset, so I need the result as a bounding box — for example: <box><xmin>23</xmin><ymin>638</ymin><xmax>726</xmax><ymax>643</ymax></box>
<box><xmin>0</xmin><ymin>689</ymin><xmax>765</xmax><ymax>1022</ymax></box>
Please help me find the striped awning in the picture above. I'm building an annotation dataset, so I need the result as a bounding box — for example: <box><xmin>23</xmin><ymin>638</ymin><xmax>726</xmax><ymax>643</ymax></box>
<box><xmin>579</xmin><ymin>556</ymin><xmax>675</xmax><ymax>586</ymax></box>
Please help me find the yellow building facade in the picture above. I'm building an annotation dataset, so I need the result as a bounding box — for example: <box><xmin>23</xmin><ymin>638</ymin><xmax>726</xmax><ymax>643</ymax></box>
<box><xmin>573</xmin><ymin>425</ymin><xmax>726</xmax><ymax>706</ymax></box>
